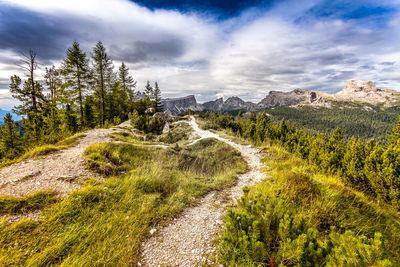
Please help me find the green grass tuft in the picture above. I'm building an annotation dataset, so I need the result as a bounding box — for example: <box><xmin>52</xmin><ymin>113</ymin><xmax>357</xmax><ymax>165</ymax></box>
<box><xmin>0</xmin><ymin>190</ymin><xmax>58</xmax><ymax>215</ymax></box>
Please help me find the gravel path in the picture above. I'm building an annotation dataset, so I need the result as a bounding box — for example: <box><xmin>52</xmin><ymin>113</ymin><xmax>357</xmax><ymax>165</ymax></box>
<box><xmin>140</xmin><ymin>116</ymin><xmax>266</xmax><ymax>266</ymax></box>
<box><xmin>0</xmin><ymin>121</ymin><xmax>130</xmax><ymax>197</ymax></box>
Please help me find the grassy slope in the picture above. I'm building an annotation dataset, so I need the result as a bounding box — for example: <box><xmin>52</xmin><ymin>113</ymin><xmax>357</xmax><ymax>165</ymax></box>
<box><xmin>0</xmin><ymin>131</ymin><xmax>247</xmax><ymax>265</ymax></box>
<box><xmin>218</xmin><ymin>142</ymin><xmax>400</xmax><ymax>266</ymax></box>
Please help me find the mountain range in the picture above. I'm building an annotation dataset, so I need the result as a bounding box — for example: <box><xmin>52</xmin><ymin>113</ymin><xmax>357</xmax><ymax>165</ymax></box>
<box><xmin>161</xmin><ymin>80</ymin><xmax>400</xmax><ymax>114</ymax></box>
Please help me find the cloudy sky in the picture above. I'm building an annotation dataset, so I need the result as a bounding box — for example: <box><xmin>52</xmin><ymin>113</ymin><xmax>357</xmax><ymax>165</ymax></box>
<box><xmin>0</xmin><ymin>0</ymin><xmax>400</xmax><ymax>109</ymax></box>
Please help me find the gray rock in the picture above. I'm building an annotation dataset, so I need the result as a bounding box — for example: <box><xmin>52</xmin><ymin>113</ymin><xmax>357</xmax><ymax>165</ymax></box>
<box><xmin>149</xmin><ymin>228</ymin><xmax>157</xmax><ymax>235</ymax></box>
<box><xmin>161</xmin><ymin>95</ymin><xmax>203</xmax><ymax>114</ymax></box>
<box><xmin>162</xmin><ymin>122</ymin><xmax>170</xmax><ymax>134</ymax></box>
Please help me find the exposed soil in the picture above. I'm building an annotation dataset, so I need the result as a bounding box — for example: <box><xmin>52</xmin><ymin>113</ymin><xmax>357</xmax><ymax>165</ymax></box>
<box><xmin>0</xmin><ymin>121</ymin><xmax>130</xmax><ymax>197</ymax></box>
<box><xmin>140</xmin><ymin>116</ymin><xmax>266</xmax><ymax>266</ymax></box>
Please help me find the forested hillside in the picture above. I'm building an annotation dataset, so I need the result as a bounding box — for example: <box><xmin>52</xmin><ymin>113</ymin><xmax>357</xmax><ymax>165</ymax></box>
<box><xmin>266</xmin><ymin>103</ymin><xmax>400</xmax><ymax>142</ymax></box>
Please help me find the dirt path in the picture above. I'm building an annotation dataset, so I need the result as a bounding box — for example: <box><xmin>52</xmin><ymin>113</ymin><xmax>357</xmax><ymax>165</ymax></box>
<box><xmin>0</xmin><ymin>121</ymin><xmax>130</xmax><ymax>197</ymax></box>
<box><xmin>140</xmin><ymin>116</ymin><xmax>266</xmax><ymax>266</ymax></box>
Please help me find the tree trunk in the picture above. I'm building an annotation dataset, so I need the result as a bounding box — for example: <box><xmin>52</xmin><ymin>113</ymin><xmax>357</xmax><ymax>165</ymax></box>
<box><xmin>100</xmin><ymin>63</ymin><xmax>105</xmax><ymax>127</ymax></box>
<box><xmin>77</xmin><ymin>64</ymin><xmax>84</xmax><ymax>128</ymax></box>
<box><xmin>30</xmin><ymin>55</ymin><xmax>37</xmax><ymax>111</ymax></box>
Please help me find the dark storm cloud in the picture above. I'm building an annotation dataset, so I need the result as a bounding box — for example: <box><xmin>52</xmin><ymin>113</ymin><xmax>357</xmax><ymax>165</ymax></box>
<box><xmin>0</xmin><ymin>5</ymin><xmax>76</xmax><ymax>61</ymax></box>
<box><xmin>110</xmin><ymin>39</ymin><xmax>185</xmax><ymax>63</ymax></box>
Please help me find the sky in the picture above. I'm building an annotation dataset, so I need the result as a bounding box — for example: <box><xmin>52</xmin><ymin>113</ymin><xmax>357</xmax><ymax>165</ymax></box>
<box><xmin>0</xmin><ymin>0</ymin><xmax>400</xmax><ymax>109</ymax></box>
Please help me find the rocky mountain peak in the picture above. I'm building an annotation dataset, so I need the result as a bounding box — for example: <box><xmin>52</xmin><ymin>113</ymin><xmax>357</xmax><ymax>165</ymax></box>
<box><xmin>340</xmin><ymin>80</ymin><xmax>379</xmax><ymax>94</ymax></box>
<box><xmin>224</xmin><ymin>96</ymin><xmax>245</xmax><ymax>105</ymax></box>
<box><xmin>333</xmin><ymin>80</ymin><xmax>400</xmax><ymax>105</ymax></box>
<box><xmin>162</xmin><ymin>95</ymin><xmax>203</xmax><ymax>114</ymax></box>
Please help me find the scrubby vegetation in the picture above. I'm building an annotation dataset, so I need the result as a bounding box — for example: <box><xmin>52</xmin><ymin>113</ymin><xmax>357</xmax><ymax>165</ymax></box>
<box><xmin>160</xmin><ymin>121</ymin><xmax>193</xmax><ymax>145</ymax></box>
<box><xmin>218</xmin><ymin>144</ymin><xmax>398</xmax><ymax>266</ymax></box>
<box><xmin>0</xmin><ymin>135</ymin><xmax>246</xmax><ymax>265</ymax></box>
<box><xmin>0</xmin><ymin>133</ymin><xmax>85</xmax><ymax>168</ymax></box>
<box><xmin>198</xmin><ymin>111</ymin><xmax>400</xmax><ymax>265</ymax></box>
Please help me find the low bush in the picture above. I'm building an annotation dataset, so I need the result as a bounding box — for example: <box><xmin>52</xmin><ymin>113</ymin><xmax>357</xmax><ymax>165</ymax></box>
<box><xmin>218</xmin><ymin>143</ymin><xmax>400</xmax><ymax>265</ymax></box>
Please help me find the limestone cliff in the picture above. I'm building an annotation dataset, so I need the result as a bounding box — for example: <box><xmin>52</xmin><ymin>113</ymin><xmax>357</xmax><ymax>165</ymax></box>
<box><xmin>161</xmin><ymin>95</ymin><xmax>203</xmax><ymax>114</ymax></box>
<box><xmin>334</xmin><ymin>80</ymin><xmax>400</xmax><ymax>105</ymax></box>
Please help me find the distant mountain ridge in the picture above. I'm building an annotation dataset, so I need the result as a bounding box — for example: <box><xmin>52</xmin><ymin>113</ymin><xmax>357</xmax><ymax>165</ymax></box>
<box><xmin>160</xmin><ymin>80</ymin><xmax>400</xmax><ymax>114</ymax></box>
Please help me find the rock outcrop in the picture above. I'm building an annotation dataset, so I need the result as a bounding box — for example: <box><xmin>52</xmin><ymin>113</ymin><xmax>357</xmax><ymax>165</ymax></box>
<box><xmin>223</xmin><ymin>96</ymin><xmax>256</xmax><ymax>111</ymax></box>
<box><xmin>202</xmin><ymin>98</ymin><xmax>224</xmax><ymax>111</ymax></box>
<box><xmin>256</xmin><ymin>89</ymin><xmax>329</xmax><ymax>109</ymax></box>
<box><xmin>334</xmin><ymin>80</ymin><xmax>399</xmax><ymax>105</ymax></box>
<box><xmin>162</xmin><ymin>95</ymin><xmax>203</xmax><ymax>114</ymax></box>
<box><xmin>203</xmin><ymin>96</ymin><xmax>255</xmax><ymax>111</ymax></box>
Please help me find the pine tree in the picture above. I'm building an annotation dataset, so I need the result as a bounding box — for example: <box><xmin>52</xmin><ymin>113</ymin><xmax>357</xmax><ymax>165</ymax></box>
<box><xmin>0</xmin><ymin>113</ymin><xmax>22</xmax><ymax>158</ymax></box>
<box><xmin>10</xmin><ymin>50</ymin><xmax>45</xmax><ymax>142</ymax></box>
<box><xmin>118</xmin><ymin>62</ymin><xmax>136</xmax><ymax>101</ymax></box>
<box><xmin>84</xmin><ymin>96</ymin><xmax>96</xmax><ymax>128</ymax></box>
<box><xmin>64</xmin><ymin>104</ymin><xmax>78</xmax><ymax>133</ymax></box>
<box><xmin>61</xmin><ymin>41</ymin><xmax>90</xmax><ymax>128</ymax></box>
<box><xmin>10</xmin><ymin>51</ymin><xmax>45</xmax><ymax>115</ymax></box>
<box><xmin>144</xmin><ymin>80</ymin><xmax>153</xmax><ymax>100</ymax></box>
<box><xmin>92</xmin><ymin>41</ymin><xmax>113</xmax><ymax>127</ymax></box>
<box><xmin>44</xmin><ymin>65</ymin><xmax>63</xmax><ymax>141</ymax></box>
<box><xmin>109</xmin><ymin>82</ymin><xmax>130</xmax><ymax>120</ymax></box>
<box><xmin>364</xmin><ymin>142</ymin><xmax>385</xmax><ymax>200</ymax></box>
<box><xmin>17</xmin><ymin>50</ymin><xmax>42</xmax><ymax>111</ymax></box>
<box><xmin>389</xmin><ymin>115</ymin><xmax>400</xmax><ymax>145</ymax></box>
<box><xmin>44</xmin><ymin>65</ymin><xmax>61</xmax><ymax>106</ymax></box>
<box><xmin>343</xmin><ymin>137</ymin><xmax>366</xmax><ymax>188</ymax></box>
<box><xmin>321</xmin><ymin>128</ymin><xmax>345</xmax><ymax>173</ymax></box>
<box><xmin>153</xmin><ymin>82</ymin><xmax>163</xmax><ymax>112</ymax></box>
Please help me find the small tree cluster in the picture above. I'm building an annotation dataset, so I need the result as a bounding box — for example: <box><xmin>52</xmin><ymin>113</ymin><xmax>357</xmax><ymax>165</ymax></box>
<box><xmin>2</xmin><ymin>41</ymin><xmax>165</xmax><ymax>163</ymax></box>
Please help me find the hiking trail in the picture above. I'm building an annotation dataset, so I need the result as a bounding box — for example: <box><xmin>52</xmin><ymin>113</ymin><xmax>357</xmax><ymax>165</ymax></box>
<box><xmin>140</xmin><ymin>116</ymin><xmax>266</xmax><ymax>266</ymax></box>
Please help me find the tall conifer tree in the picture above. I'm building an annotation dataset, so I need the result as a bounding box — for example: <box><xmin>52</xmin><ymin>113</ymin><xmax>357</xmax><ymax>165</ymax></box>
<box><xmin>153</xmin><ymin>82</ymin><xmax>163</xmax><ymax>112</ymax></box>
<box><xmin>0</xmin><ymin>113</ymin><xmax>22</xmax><ymax>158</ymax></box>
<box><xmin>92</xmin><ymin>41</ymin><xmax>113</xmax><ymax>126</ymax></box>
<box><xmin>118</xmin><ymin>62</ymin><xmax>136</xmax><ymax>101</ymax></box>
<box><xmin>61</xmin><ymin>41</ymin><xmax>90</xmax><ymax>128</ymax></box>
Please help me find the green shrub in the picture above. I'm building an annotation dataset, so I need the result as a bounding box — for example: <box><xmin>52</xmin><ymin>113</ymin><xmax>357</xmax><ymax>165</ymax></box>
<box><xmin>217</xmin><ymin>142</ymin><xmax>399</xmax><ymax>265</ymax></box>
